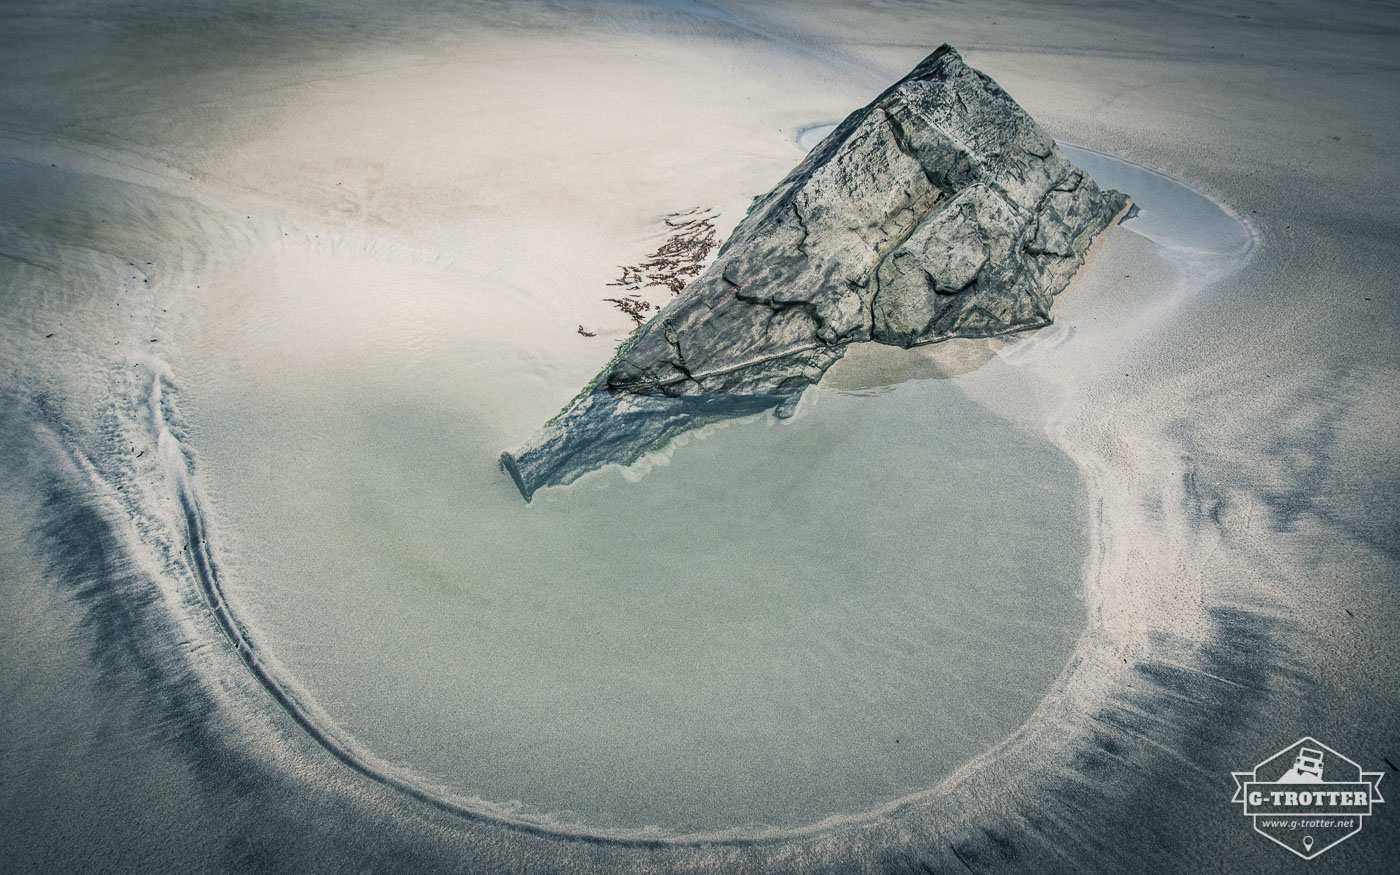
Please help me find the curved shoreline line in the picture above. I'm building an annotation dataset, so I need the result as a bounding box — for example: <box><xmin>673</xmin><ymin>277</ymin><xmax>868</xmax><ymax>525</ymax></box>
<box><xmin>125</xmin><ymin>143</ymin><xmax>1256</xmax><ymax>849</ymax></box>
<box><xmin>140</xmin><ymin>366</ymin><xmax>963</xmax><ymax>849</ymax></box>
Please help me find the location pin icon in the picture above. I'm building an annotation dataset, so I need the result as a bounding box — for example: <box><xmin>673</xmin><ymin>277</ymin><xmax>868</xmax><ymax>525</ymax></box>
<box><xmin>1303</xmin><ymin>836</ymin><xmax>1315</xmax><ymax>852</ymax></box>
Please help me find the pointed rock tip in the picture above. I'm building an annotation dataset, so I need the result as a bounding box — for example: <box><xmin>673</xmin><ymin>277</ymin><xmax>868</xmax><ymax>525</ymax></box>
<box><xmin>499</xmin><ymin>451</ymin><xmax>533</xmax><ymax>502</ymax></box>
<box><xmin>916</xmin><ymin>43</ymin><xmax>962</xmax><ymax>70</ymax></box>
<box><xmin>900</xmin><ymin>44</ymin><xmax>967</xmax><ymax>89</ymax></box>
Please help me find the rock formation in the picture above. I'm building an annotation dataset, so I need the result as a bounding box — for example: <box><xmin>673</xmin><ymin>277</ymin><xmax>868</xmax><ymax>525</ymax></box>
<box><xmin>503</xmin><ymin>45</ymin><xmax>1128</xmax><ymax>501</ymax></box>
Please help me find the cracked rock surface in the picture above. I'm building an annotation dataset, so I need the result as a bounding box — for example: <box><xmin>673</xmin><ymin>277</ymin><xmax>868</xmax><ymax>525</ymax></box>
<box><xmin>504</xmin><ymin>45</ymin><xmax>1128</xmax><ymax>500</ymax></box>
<box><xmin>608</xmin><ymin>44</ymin><xmax>1128</xmax><ymax>395</ymax></box>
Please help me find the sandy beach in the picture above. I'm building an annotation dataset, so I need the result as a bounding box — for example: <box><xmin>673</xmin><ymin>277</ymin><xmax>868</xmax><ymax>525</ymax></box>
<box><xmin>1</xmin><ymin>0</ymin><xmax>1396</xmax><ymax>871</ymax></box>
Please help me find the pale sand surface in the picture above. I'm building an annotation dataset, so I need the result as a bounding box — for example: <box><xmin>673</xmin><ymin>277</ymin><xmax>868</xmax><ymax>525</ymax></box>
<box><xmin>1</xmin><ymin>0</ymin><xmax>1396</xmax><ymax>871</ymax></box>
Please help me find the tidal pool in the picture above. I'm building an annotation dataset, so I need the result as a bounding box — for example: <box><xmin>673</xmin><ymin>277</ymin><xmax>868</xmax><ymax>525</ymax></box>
<box><xmin>175</xmin><ymin>230</ymin><xmax>1088</xmax><ymax>835</ymax></box>
<box><xmin>99</xmin><ymin>124</ymin><xmax>1257</xmax><ymax>837</ymax></box>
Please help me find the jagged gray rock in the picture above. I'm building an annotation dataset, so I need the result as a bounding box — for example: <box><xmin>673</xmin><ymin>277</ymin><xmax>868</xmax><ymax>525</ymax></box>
<box><xmin>503</xmin><ymin>45</ymin><xmax>1129</xmax><ymax>501</ymax></box>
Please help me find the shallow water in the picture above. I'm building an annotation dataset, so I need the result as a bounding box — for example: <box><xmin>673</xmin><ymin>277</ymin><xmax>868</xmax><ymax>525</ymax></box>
<box><xmin>1058</xmin><ymin>144</ymin><xmax>1254</xmax><ymax>257</ymax></box>
<box><xmin>175</xmin><ymin>223</ymin><xmax>1088</xmax><ymax>833</ymax></box>
<box><xmin>795</xmin><ymin>122</ymin><xmax>841</xmax><ymax>153</ymax></box>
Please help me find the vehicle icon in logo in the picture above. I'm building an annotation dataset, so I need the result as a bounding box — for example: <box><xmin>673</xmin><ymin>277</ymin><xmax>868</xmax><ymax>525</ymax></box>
<box><xmin>1231</xmin><ymin>737</ymin><xmax>1385</xmax><ymax>859</ymax></box>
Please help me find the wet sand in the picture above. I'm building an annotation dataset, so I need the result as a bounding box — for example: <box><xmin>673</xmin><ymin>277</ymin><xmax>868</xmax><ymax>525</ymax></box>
<box><xmin>1</xmin><ymin>0</ymin><xmax>1396</xmax><ymax>872</ymax></box>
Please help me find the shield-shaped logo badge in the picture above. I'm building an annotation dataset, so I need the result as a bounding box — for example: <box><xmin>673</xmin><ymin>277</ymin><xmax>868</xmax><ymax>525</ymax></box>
<box><xmin>1231</xmin><ymin>737</ymin><xmax>1385</xmax><ymax>859</ymax></box>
